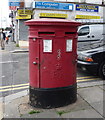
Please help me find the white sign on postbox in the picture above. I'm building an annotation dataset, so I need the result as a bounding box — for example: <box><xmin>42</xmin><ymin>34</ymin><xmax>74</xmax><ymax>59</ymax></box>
<box><xmin>66</xmin><ymin>39</ymin><xmax>72</xmax><ymax>52</ymax></box>
<box><xmin>43</xmin><ymin>40</ymin><xmax>52</xmax><ymax>52</ymax></box>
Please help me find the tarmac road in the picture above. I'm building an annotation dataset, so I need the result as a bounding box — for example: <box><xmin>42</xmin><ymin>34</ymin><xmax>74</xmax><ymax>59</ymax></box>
<box><xmin>0</xmin><ymin>51</ymin><xmax>29</xmax><ymax>97</ymax></box>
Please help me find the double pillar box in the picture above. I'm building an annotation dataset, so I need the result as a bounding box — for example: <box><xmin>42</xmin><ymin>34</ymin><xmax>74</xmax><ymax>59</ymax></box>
<box><xmin>25</xmin><ymin>19</ymin><xmax>81</xmax><ymax>108</ymax></box>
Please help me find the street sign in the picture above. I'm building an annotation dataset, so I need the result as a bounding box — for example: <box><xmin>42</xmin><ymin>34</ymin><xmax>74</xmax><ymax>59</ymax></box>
<box><xmin>9</xmin><ymin>2</ymin><xmax>20</xmax><ymax>6</ymax></box>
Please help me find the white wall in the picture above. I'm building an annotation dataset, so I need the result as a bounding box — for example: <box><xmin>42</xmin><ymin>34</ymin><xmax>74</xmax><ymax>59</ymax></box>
<box><xmin>24</xmin><ymin>0</ymin><xmax>34</xmax><ymax>8</ymax></box>
<box><xmin>54</xmin><ymin>0</ymin><xmax>103</xmax><ymax>4</ymax></box>
<box><xmin>25</xmin><ymin>0</ymin><xmax>105</xmax><ymax>5</ymax></box>
<box><xmin>86</xmin><ymin>0</ymin><xmax>102</xmax><ymax>4</ymax></box>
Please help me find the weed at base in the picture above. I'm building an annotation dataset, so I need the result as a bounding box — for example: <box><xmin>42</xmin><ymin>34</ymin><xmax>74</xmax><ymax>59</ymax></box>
<box><xmin>16</xmin><ymin>44</ymin><xmax>19</xmax><ymax>47</ymax></box>
<box><xmin>56</xmin><ymin>111</ymin><xmax>66</xmax><ymax>116</ymax></box>
<box><xmin>29</xmin><ymin>110</ymin><xmax>40</xmax><ymax>114</ymax></box>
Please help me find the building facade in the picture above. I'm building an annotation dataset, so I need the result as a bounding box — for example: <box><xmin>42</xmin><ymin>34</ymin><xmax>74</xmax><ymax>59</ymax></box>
<box><xmin>11</xmin><ymin>0</ymin><xmax>105</xmax><ymax>43</ymax></box>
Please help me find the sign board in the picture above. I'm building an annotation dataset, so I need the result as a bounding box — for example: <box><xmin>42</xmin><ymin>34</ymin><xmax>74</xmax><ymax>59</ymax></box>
<box><xmin>16</xmin><ymin>15</ymin><xmax>31</xmax><ymax>19</ymax></box>
<box><xmin>9</xmin><ymin>2</ymin><xmax>20</xmax><ymax>6</ymax></box>
<box><xmin>9</xmin><ymin>6</ymin><xmax>17</xmax><ymax>10</ymax></box>
<box><xmin>17</xmin><ymin>9</ymin><xmax>33</xmax><ymax>15</ymax></box>
<box><xmin>32</xmin><ymin>1</ymin><xmax>73</xmax><ymax>11</ymax></box>
<box><xmin>75</xmin><ymin>15</ymin><xmax>101</xmax><ymax>19</ymax></box>
<box><xmin>76</xmin><ymin>4</ymin><xmax>98</xmax><ymax>12</ymax></box>
<box><xmin>39</xmin><ymin>13</ymin><xmax>67</xmax><ymax>18</ymax></box>
<box><xmin>9</xmin><ymin>0</ymin><xmax>20</xmax><ymax>10</ymax></box>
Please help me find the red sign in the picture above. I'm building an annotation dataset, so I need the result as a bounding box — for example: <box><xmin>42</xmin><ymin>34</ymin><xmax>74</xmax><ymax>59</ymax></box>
<box><xmin>9</xmin><ymin>6</ymin><xmax>17</xmax><ymax>10</ymax></box>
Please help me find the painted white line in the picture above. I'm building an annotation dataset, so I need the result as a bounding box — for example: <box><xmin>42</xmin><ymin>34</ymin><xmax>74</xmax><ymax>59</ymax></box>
<box><xmin>77</xmin><ymin>78</ymin><xmax>100</xmax><ymax>82</ymax></box>
<box><xmin>77</xmin><ymin>76</ymin><xmax>95</xmax><ymax>79</ymax></box>
<box><xmin>0</xmin><ymin>61</ymin><xmax>19</xmax><ymax>64</ymax></box>
<box><xmin>2</xmin><ymin>76</ymin><xmax>5</xmax><ymax>78</ymax></box>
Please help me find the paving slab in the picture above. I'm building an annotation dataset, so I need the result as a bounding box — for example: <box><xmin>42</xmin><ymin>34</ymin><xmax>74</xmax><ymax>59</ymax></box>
<box><xmin>61</xmin><ymin>109</ymin><xmax>103</xmax><ymax>118</ymax></box>
<box><xmin>4</xmin><ymin>90</ymin><xmax>29</xmax><ymax>104</ymax></box>
<box><xmin>4</xmin><ymin>101</ymin><xmax>20</xmax><ymax>118</ymax></box>
<box><xmin>90</xmin><ymin>101</ymin><xmax>104</xmax><ymax>117</ymax></box>
<box><xmin>55</xmin><ymin>95</ymin><xmax>91</xmax><ymax>113</ymax></box>
<box><xmin>3</xmin><ymin>95</ymin><xmax>29</xmax><ymax>118</ymax></box>
<box><xmin>18</xmin><ymin>102</ymin><xmax>43</xmax><ymax>115</ymax></box>
<box><xmin>0</xmin><ymin>102</ymin><xmax>3</xmax><ymax>120</ymax></box>
<box><xmin>78</xmin><ymin>86</ymin><xmax>103</xmax><ymax>103</ymax></box>
<box><xmin>99</xmin><ymin>85</ymin><xmax>105</xmax><ymax>91</ymax></box>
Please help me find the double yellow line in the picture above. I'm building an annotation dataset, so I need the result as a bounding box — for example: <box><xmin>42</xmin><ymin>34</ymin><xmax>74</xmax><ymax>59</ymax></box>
<box><xmin>0</xmin><ymin>83</ymin><xmax>29</xmax><ymax>92</ymax></box>
<box><xmin>77</xmin><ymin>76</ymin><xmax>100</xmax><ymax>82</ymax></box>
<box><xmin>0</xmin><ymin>76</ymin><xmax>101</xmax><ymax>92</ymax></box>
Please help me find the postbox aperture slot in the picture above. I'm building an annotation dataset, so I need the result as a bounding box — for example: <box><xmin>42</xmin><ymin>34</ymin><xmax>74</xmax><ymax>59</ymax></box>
<box><xmin>39</xmin><ymin>32</ymin><xmax>55</xmax><ymax>36</ymax></box>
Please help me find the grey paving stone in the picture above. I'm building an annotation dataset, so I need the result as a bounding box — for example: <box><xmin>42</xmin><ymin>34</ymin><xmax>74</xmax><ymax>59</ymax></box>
<box><xmin>61</xmin><ymin>109</ymin><xmax>103</xmax><ymax>118</ymax></box>
<box><xmin>0</xmin><ymin>102</ymin><xmax>3</xmax><ymax>120</ymax></box>
<box><xmin>78</xmin><ymin>86</ymin><xmax>103</xmax><ymax>103</ymax></box>
<box><xmin>90</xmin><ymin>101</ymin><xmax>104</xmax><ymax>117</ymax></box>
<box><xmin>4</xmin><ymin>101</ymin><xmax>20</xmax><ymax>118</ymax></box>
<box><xmin>99</xmin><ymin>85</ymin><xmax>105</xmax><ymax>91</ymax></box>
<box><xmin>4</xmin><ymin>90</ymin><xmax>29</xmax><ymax>104</ymax></box>
<box><xmin>19</xmin><ymin>102</ymin><xmax>43</xmax><ymax>115</ymax></box>
<box><xmin>3</xmin><ymin>95</ymin><xmax>29</xmax><ymax>118</ymax></box>
<box><xmin>55</xmin><ymin>95</ymin><xmax>91</xmax><ymax>113</ymax></box>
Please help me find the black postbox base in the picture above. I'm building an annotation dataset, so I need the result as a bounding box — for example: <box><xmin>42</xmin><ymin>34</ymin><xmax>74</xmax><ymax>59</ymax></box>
<box><xmin>29</xmin><ymin>83</ymin><xmax>77</xmax><ymax>109</ymax></box>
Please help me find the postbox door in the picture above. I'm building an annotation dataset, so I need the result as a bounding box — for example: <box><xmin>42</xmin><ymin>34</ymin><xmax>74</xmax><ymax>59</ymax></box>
<box><xmin>29</xmin><ymin>38</ymin><xmax>40</xmax><ymax>88</ymax></box>
<box><xmin>39</xmin><ymin>37</ymin><xmax>77</xmax><ymax>88</ymax></box>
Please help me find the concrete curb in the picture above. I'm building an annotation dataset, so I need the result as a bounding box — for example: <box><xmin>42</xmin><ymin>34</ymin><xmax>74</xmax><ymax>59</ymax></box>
<box><xmin>10</xmin><ymin>49</ymin><xmax>29</xmax><ymax>53</ymax></box>
<box><xmin>0</xmin><ymin>90</ymin><xmax>29</xmax><ymax>103</ymax></box>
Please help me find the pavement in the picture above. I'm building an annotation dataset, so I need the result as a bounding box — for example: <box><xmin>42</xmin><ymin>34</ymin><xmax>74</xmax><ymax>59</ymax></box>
<box><xmin>0</xmin><ymin>41</ymin><xmax>105</xmax><ymax>119</ymax></box>
<box><xmin>0</xmin><ymin>40</ymin><xmax>29</xmax><ymax>53</ymax></box>
<box><xmin>0</xmin><ymin>81</ymin><xmax>104</xmax><ymax>119</ymax></box>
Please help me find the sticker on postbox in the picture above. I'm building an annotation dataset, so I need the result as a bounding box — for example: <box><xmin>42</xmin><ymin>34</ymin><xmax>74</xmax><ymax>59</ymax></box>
<box><xmin>43</xmin><ymin>40</ymin><xmax>52</xmax><ymax>52</ymax></box>
<box><xmin>66</xmin><ymin>39</ymin><xmax>72</xmax><ymax>52</ymax></box>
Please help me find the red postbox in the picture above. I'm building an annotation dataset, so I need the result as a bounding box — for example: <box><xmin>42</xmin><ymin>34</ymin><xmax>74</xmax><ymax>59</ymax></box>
<box><xmin>25</xmin><ymin>19</ymin><xmax>81</xmax><ymax>108</ymax></box>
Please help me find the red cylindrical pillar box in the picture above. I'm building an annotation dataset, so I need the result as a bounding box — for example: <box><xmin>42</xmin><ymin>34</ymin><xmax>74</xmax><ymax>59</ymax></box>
<box><xmin>25</xmin><ymin>19</ymin><xmax>81</xmax><ymax>108</ymax></box>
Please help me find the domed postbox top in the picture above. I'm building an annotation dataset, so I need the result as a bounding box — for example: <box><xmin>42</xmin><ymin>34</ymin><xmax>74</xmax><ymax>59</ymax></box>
<box><xmin>25</xmin><ymin>18</ymin><xmax>81</xmax><ymax>26</ymax></box>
